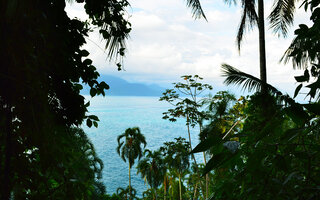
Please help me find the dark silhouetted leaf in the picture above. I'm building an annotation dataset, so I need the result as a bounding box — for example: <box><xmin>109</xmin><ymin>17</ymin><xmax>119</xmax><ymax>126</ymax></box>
<box><xmin>191</xmin><ymin>135</ymin><xmax>222</xmax><ymax>153</ymax></box>
<box><xmin>86</xmin><ymin>119</ymin><xmax>92</xmax><ymax>127</ymax></box>
<box><xmin>294</xmin><ymin>84</ymin><xmax>303</xmax><ymax>98</ymax></box>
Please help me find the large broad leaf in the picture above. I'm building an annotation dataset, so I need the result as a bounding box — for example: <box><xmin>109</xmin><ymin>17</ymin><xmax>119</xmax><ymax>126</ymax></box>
<box><xmin>306</xmin><ymin>78</ymin><xmax>320</xmax><ymax>98</ymax></box>
<box><xmin>202</xmin><ymin>152</ymin><xmax>229</xmax><ymax>175</ymax></box>
<box><xmin>294</xmin><ymin>69</ymin><xmax>310</xmax><ymax>82</ymax></box>
<box><xmin>191</xmin><ymin>135</ymin><xmax>222</xmax><ymax>153</ymax></box>
<box><xmin>202</xmin><ymin>151</ymin><xmax>239</xmax><ymax>175</ymax></box>
<box><xmin>293</xmin><ymin>84</ymin><xmax>303</xmax><ymax>98</ymax></box>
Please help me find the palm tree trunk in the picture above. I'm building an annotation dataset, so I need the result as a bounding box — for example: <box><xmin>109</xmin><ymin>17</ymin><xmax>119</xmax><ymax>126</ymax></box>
<box><xmin>164</xmin><ymin>176</ymin><xmax>167</xmax><ymax>200</ymax></box>
<box><xmin>187</xmin><ymin>123</ymin><xmax>197</xmax><ymax>165</ymax></box>
<box><xmin>129</xmin><ymin>162</ymin><xmax>131</xmax><ymax>200</ymax></box>
<box><xmin>178</xmin><ymin>173</ymin><xmax>182</xmax><ymax>200</ymax></box>
<box><xmin>258</xmin><ymin>0</ymin><xmax>267</xmax><ymax>93</ymax></box>
<box><xmin>187</xmin><ymin>122</ymin><xmax>206</xmax><ymax>200</ymax></box>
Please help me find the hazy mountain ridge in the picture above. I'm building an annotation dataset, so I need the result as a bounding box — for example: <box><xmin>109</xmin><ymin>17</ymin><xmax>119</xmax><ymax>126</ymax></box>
<box><xmin>81</xmin><ymin>75</ymin><xmax>165</xmax><ymax>96</ymax></box>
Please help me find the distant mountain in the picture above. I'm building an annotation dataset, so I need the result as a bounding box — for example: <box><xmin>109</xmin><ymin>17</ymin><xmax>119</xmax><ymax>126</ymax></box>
<box><xmin>81</xmin><ymin>75</ymin><xmax>165</xmax><ymax>96</ymax></box>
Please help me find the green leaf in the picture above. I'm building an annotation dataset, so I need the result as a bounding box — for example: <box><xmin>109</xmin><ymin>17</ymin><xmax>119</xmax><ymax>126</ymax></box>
<box><xmin>192</xmin><ymin>135</ymin><xmax>222</xmax><ymax>153</ymax></box>
<box><xmin>306</xmin><ymin>78</ymin><xmax>320</xmax><ymax>98</ymax></box>
<box><xmin>294</xmin><ymin>75</ymin><xmax>307</xmax><ymax>82</ymax></box>
<box><xmin>93</xmin><ymin>121</ymin><xmax>98</xmax><ymax>128</ymax></box>
<box><xmin>100</xmin><ymin>81</ymin><xmax>110</xmax><ymax>90</ymax></box>
<box><xmin>117</xmin><ymin>63</ymin><xmax>122</xmax><ymax>71</ymax></box>
<box><xmin>85</xmin><ymin>101</ymin><xmax>90</xmax><ymax>107</ymax></box>
<box><xmin>86</xmin><ymin>119</ymin><xmax>92</xmax><ymax>127</ymax></box>
<box><xmin>203</xmin><ymin>151</ymin><xmax>235</xmax><ymax>175</ymax></box>
<box><xmin>81</xmin><ymin>50</ymin><xmax>90</xmax><ymax>57</ymax></box>
<box><xmin>294</xmin><ymin>84</ymin><xmax>303</xmax><ymax>98</ymax></box>
<box><xmin>294</xmin><ymin>69</ymin><xmax>309</xmax><ymax>82</ymax></box>
<box><xmin>83</xmin><ymin>58</ymin><xmax>93</xmax><ymax>65</ymax></box>
<box><xmin>74</xmin><ymin>83</ymin><xmax>83</xmax><ymax>91</ymax></box>
<box><xmin>89</xmin><ymin>115</ymin><xmax>99</xmax><ymax>121</ymax></box>
<box><xmin>90</xmin><ymin>88</ymin><xmax>97</xmax><ymax>97</ymax></box>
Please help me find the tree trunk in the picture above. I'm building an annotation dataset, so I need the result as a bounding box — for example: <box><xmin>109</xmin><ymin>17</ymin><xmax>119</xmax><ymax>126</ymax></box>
<box><xmin>187</xmin><ymin>123</ymin><xmax>197</xmax><ymax>165</ymax></box>
<box><xmin>203</xmin><ymin>152</ymin><xmax>209</xmax><ymax>199</ymax></box>
<box><xmin>258</xmin><ymin>0</ymin><xmax>267</xmax><ymax>93</ymax></box>
<box><xmin>193</xmin><ymin>182</ymin><xmax>198</xmax><ymax>200</ymax></box>
<box><xmin>2</xmin><ymin>107</ymin><xmax>13</xmax><ymax>200</ymax></box>
<box><xmin>187</xmin><ymin>122</ymin><xmax>206</xmax><ymax>200</ymax></box>
<box><xmin>164</xmin><ymin>176</ymin><xmax>167</xmax><ymax>200</ymax></box>
<box><xmin>129</xmin><ymin>162</ymin><xmax>131</xmax><ymax>200</ymax></box>
<box><xmin>200</xmin><ymin>123</ymin><xmax>209</xmax><ymax>200</ymax></box>
<box><xmin>178</xmin><ymin>173</ymin><xmax>182</xmax><ymax>200</ymax></box>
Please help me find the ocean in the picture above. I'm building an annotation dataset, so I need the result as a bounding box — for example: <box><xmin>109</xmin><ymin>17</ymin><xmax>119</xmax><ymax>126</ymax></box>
<box><xmin>82</xmin><ymin>96</ymin><xmax>204</xmax><ymax>196</ymax></box>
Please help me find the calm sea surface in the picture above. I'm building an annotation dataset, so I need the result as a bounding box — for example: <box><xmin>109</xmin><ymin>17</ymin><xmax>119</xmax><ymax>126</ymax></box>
<box><xmin>82</xmin><ymin>96</ymin><xmax>204</xmax><ymax>196</ymax></box>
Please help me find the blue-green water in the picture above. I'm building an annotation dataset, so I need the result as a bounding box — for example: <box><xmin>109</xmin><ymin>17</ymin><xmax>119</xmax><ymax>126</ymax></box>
<box><xmin>82</xmin><ymin>96</ymin><xmax>203</xmax><ymax>196</ymax></box>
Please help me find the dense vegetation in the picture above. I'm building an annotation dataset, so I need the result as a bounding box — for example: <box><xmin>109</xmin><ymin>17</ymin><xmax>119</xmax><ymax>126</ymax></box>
<box><xmin>0</xmin><ymin>0</ymin><xmax>129</xmax><ymax>199</ymax></box>
<box><xmin>1</xmin><ymin>0</ymin><xmax>320</xmax><ymax>199</ymax></box>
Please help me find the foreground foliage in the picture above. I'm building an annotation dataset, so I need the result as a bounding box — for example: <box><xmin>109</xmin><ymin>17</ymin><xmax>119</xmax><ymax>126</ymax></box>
<box><xmin>192</xmin><ymin>1</ymin><xmax>320</xmax><ymax>199</ymax></box>
<box><xmin>0</xmin><ymin>0</ymin><xmax>130</xmax><ymax>198</ymax></box>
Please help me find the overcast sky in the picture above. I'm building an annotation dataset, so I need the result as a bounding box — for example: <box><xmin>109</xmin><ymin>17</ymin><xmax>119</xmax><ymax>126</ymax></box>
<box><xmin>66</xmin><ymin>0</ymin><xmax>311</xmax><ymax>96</ymax></box>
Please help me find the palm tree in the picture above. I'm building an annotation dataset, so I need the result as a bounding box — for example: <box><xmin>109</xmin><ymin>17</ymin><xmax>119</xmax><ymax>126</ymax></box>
<box><xmin>200</xmin><ymin>91</ymin><xmax>237</xmax><ymax>152</ymax></box>
<box><xmin>198</xmin><ymin>91</ymin><xmax>236</xmax><ymax>198</ymax></box>
<box><xmin>116</xmin><ymin>127</ymin><xmax>147</xmax><ymax>197</ymax></box>
<box><xmin>233</xmin><ymin>0</ymin><xmax>297</xmax><ymax>92</ymax></box>
<box><xmin>160</xmin><ymin>75</ymin><xmax>212</xmax><ymax>199</ymax></box>
<box><xmin>137</xmin><ymin>149</ymin><xmax>166</xmax><ymax>199</ymax></box>
<box><xmin>201</xmin><ymin>91</ymin><xmax>236</xmax><ymax>120</ymax></box>
<box><xmin>184</xmin><ymin>0</ymin><xmax>297</xmax><ymax>93</ymax></box>
<box><xmin>117</xmin><ymin>186</ymin><xmax>138</xmax><ymax>200</ymax></box>
<box><xmin>161</xmin><ymin>138</ymin><xmax>190</xmax><ymax>200</ymax></box>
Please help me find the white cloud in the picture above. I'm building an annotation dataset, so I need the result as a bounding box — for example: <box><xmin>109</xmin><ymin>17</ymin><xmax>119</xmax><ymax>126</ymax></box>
<box><xmin>65</xmin><ymin>0</ymin><xmax>312</xmax><ymax>96</ymax></box>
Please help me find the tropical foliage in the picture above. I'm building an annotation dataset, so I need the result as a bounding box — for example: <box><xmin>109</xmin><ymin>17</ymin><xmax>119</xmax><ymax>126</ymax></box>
<box><xmin>160</xmin><ymin>75</ymin><xmax>213</xmax><ymax>199</ymax></box>
<box><xmin>2</xmin><ymin>0</ymin><xmax>320</xmax><ymax>199</ymax></box>
<box><xmin>117</xmin><ymin>127</ymin><xmax>147</xmax><ymax>192</ymax></box>
<box><xmin>0</xmin><ymin>0</ymin><xmax>130</xmax><ymax>199</ymax></box>
<box><xmin>191</xmin><ymin>1</ymin><xmax>320</xmax><ymax>199</ymax></box>
<box><xmin>137</xmin><ymin>149</ymin><xmax>166</xmax><ymax>199</ymax></box>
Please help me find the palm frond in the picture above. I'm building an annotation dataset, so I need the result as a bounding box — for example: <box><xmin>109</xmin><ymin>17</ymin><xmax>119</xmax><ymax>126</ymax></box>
<box><xmin>117</xmin><ymin>133</ymin><xmax>125</xmax><ymax>144</ymax></box>
<box><xmin>185</xmin><ymin>0</ymin><xmax>207</xmax><ymax>20</ymax></box>
<box><xmin>237</xmin><ymin>0</ymin><xmax>258</xmax><ymax>50</ymax></box>
<box><xmin>268</xmin><ymin>0</ymin><xmax>295</xmax><ymax>37</ymax></box>
<box><xmin>116</xmin><ymin>141</ymin><xmax>124</xmax><ymax>155</ymax></box>
<box><xmin>221</xmin><ymin>63</ymin><xmax>280</xmax><ymax>94</ymax></box>
<box><xmin>104</xmin><ymin>31</ymin><xmax>129</xmax><ymax>61</ymax></box>
<box><xmin>223</xmin><ymin>0</ymin><xmax>237</xmax><ymax>6</ymax></box>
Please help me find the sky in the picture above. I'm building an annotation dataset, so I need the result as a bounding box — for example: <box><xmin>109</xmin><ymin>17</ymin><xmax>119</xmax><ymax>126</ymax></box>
<box><xmin>66</xmin><ymin>0</ymin><xmax>312</xmax><ymax>97</ymax></box>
